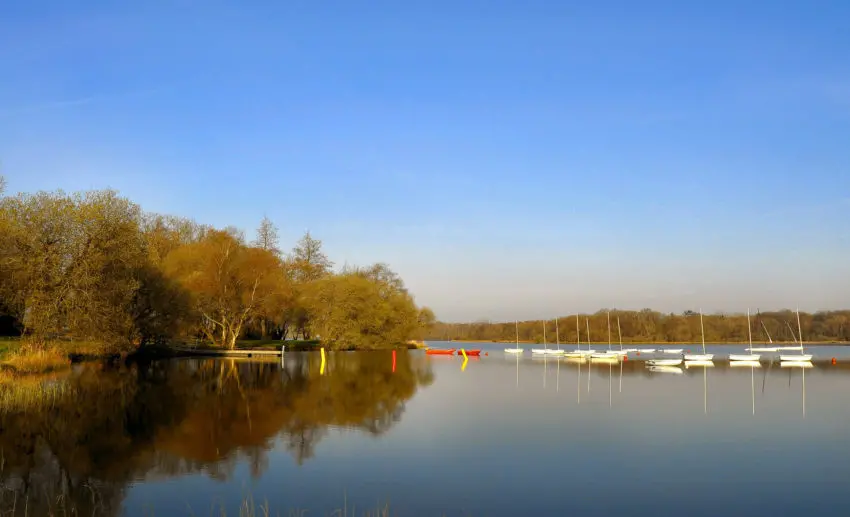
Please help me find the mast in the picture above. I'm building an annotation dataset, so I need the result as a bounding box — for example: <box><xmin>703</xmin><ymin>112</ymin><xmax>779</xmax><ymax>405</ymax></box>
<box><xmin>576</xmin><ymin>314</ymin><xmax>580</xmax><ymax>350</ymax></box>
<box><xmin>796</xmin><ymin>308</ymin><xmax>804</xmax><ymax>354</ymax></box>
<box><xmin>617</xmin><ymin>316</ymin><xmax>623</xmax><ymax>352</ymax></box>
<box><xmin>747</xmin><ymin>308</ymin><xmax>753</xmax><ymax>351</ymax></box>
<box><xmin>607</xmin><ymin>310</ymin><xmax>612</xmax><ymax>349</ymax></box>
<box><xmin>543</xmin><ymin>321</ymin><xmax>547</xmax><ymax>350</ymax></box>
<box><xmin>586</xmin><ymin>318</ymin><xmax>592</xmax><ymax>351</ymax></box>
<box><xmin>555</xmin><ymin>318</ymin><xmax>560</xmax><ymax>351</ymax></box>
<box><xmin>700</xmin><ymin>309</ymin><xmax>706</xmax><ymax>355</ymax></box>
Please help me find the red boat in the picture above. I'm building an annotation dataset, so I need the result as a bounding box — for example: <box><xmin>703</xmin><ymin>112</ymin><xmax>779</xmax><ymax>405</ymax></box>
<box><xmin>426</xmin><ymin>348</ymin><xmax>456</xmax><ymax>355</ymax></box>
<box><xmin>459</xmin><ymin>349</ymin><xmax>482</xmax><ymax>357</ymax></box>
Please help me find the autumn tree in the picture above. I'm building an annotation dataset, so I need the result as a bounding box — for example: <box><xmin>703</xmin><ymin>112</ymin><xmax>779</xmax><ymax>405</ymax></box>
<box><xmin>163</xmin><ymin>230</ymin><xmax>290</xmax><ymax>348</ymax></box>
<box><xmin>253</xmin><ymin>216</ymin><xmax>281</xmax><ymax>257</ymax></box>
<box><xmin>291</xmin><ymin>231</ymin><xmax>333</xmax><ymax>283</ymax></box>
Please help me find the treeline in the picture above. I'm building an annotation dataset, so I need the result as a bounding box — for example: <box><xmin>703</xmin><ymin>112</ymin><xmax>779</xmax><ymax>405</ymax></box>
<box><xmin>429</xmin><ymin>309</ymin><xmax>850</xmax><ymax>344</ymax></box>
<box><xmin>0</xmin><ymin>176</ymin><xmax>435</xmax><ymax>352</ymax></box>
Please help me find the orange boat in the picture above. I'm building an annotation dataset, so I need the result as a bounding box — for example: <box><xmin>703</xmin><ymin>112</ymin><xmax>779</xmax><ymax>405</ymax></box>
<box><xmin>459</xmin><ymin>349</ymin><xmax>482</xmax><ymax>357</ymax></box>
<box><xmin>426</xmin><ymin>348</ymin><xmax>456</xmax><ymax>355</ymax></box>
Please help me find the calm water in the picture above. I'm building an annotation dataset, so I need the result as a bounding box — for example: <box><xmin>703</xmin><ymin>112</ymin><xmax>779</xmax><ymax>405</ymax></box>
<box><xmin>2</xmin><ymin>342</ymin><xmax>850</xmax><ymax>516</ymax></box>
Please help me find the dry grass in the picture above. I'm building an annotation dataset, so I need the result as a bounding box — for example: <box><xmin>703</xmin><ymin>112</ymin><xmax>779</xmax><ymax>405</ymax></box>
<box><xmin>0</xmin><ymin>371</ymin><xmax>72</xmax><ymax>413</ymax></box>
<box><xmin>2</xmin><ymin>346</ymin><xmax>70</xmax><ymax>374</ymax></box>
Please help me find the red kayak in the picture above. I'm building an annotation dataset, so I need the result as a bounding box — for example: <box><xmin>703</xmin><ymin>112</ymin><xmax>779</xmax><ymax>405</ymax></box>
<box><xmin>459</xmin><ymin>349</ymin><xmax>481</xmax><ymax>357</ymax></box>
<box><xmin>426</xmin><ymin>348</ymin><xmax>456</xmax><ymax>355</ymax></box>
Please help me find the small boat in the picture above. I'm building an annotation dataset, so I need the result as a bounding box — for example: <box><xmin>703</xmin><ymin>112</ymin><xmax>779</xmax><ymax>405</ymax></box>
<box><xmin>505</xmin><ymin>320</ymin><xmax>523</xmax><ymax>354</ymax></box>
<box><xmin>591</xmin><ymin>354</ymin><xmax>620</xmax><ymax>363</ymax></box>
<box><xmin>780</xmin><ymin>360</ymin><xmax>813</xmax><ymax>368</ymax></box>
<box><xmin>647</xmin><ymin>358</ymin><xmax>682</xmax><ymax>366</ymax></box>
<box><xmin>660</xmin><ymin>348</ymin><xmax>684</xmax><ymax>354</ymax></box>
<box><xmin>729</xmin><ymin>360</ymin><xmax>761</xmax><ymax>368</ymax></box>
<box><xmin>779</xmin><ymin>309</ymin><xmax>812</xmax><ymax>363</ymax></box>
<box><xmin>683</xmin><ymin>310</ymin><xmax>714</xmax><ymax>362</ymax></box>
<box><xmin>648</xmin><ymin>365</ymin><xmax>683</xmax><ymax>374</ymax></box>
<box><xmin>730</xmin><ymin>354</ymin><xmax>761</xmax><ymax>362</ymax></box>
<box><xmin>780</xmin><ymin>354</ymin><xmax>812</xmax><ymax>362</ymax></box>
<box><xmin>459</xmin><ymin>349</ymin><xmax>481</xmax><ymax>357</ymax></box>
<box><xmin>730</xmin><ymin>310</ymin><xmax>761</xmax><ymax>362</ymax></box>
<box><xmin>684</xmin><ymin>360</ymin><xmax>715</xmax><ymax>368</ymax></box>
<box><xmin>426</xmin><ymin>348</ymin><xmax>456</xmax><ymax>355</ymax></box>
<box><xmin>638</xmin><ymin>348</ymin><xmax>656</xmax><ymax>353</ymax></box>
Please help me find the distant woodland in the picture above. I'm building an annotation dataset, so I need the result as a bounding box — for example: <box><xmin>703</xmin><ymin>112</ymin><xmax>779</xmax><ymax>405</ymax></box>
<box><xmin>428</xmin><ymin>310</ymin><xmax>850</xmax><ymax>344</ymax></box>
<box><xmin>0</xmin><ymin>176</ymin><xmax>435</xmax><ymax>352</ymax></box>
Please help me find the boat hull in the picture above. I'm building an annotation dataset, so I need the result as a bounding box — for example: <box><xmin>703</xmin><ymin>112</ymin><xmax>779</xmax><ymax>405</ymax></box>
<box><xmin>460</xmin><ymin>349</ymin><xmax>481</xmax><ymax>357</ymax></box>
<box><xmin>729</xmin><ymin>360</ymin><xmax>761</xmax><ymax>368</ymax></box>
<box><xmin>647</xmin><ymin>358</ymin><xmax>682</xmax><ymax>366</ymax></box>
<box><xmin>426</xmin><ymin>349</ymin><xmax>455</xmax><ymax>355</ymax></box>
<box><xmin>780</xmin><ymin>354</ymin><xmax>812</xmax><ymax>362</ymax></box>
<box><xmin>659</xmin><ymin>349</ymin><xmax>683</xmax><ymax>354</ymax></box>
<box><xmin>648</xmin><ymin>365</ymin><xmax>683</xmax><ymax>374</ymax></box>
<box><xmin>683</xmin><ymin>354</ymin><xmax>714</xmax><ymax>361</ymax></box>
<box><xmin>729</xmin><ymin>354</ymin><xmax>761</xmax><ymax>362</ymax></box>
<box><xmin>505</xmin><ymin>348</ymin><xmax>523</xmax><ymax>354</ymax></box>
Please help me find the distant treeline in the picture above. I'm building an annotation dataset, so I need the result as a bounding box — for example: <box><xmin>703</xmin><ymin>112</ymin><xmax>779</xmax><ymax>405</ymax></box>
<box><xmin>428</xmin><ymin>310</ymin><xmax>850</xmax><ymax>344</ymax></box>
<box><xmin>0</xmin><ymin>176</ymin><xmax>435</xmax><ymax>352</ymax></box>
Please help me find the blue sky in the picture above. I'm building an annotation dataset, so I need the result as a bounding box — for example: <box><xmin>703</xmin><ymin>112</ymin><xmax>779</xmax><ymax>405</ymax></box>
<box><xmin>1</xmin><ymin>1</ymin><xmax>848</xmax><ymax>321</ymax></box>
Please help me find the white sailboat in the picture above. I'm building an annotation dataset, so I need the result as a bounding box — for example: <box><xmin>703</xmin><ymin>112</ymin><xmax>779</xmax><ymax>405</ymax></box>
<box><xmin>660</xmin><ymin>348</ymin><xmax>684</xmax><ymax>354</ymax></box>
<box><xmin>684</xmin><ymin>309</ymin><xmax>714</xmax><ymax>362</ymax></box>
<box><xmin>648</xmin><ymin>364</ymin><xmax>684</xmax><ymax>374</ymax></box>
<box><xmin>605</xmin><ymin>311</ymin><xmax>627</xmax><ymax>356</ymax></box>
<box><xmin>748</xmin><ymin>312</ymin><xmax>778</xmax><ymax>352</ymax></box>
<box><xmin>531</xmin><ymin>321</ymin><xmax>548</xmax><ymax>355</ymax></box>
<box><xmin>589</xmin><ymin>316</ymin><xmax>618</xmax><ymax>360</ymax></box>
<box><xmin>647</xmin><ymin>358</ymin><xmax>683</xmax><ymax>366</ymax></box>
<box><xmin>779</xmin><ymin>309</ymin><xmax>812</xmax><ymax>362</ymax></box>
<box><xmin>544</xmin><ymin>318</ymin><xmax>565</xmax><ymax>355</ymax></box>
<box><xmin>564</xmin><ymin>314</ymin><xmax>591</xmax><ymax>358</ymax></box>
<box><xmin>729</xmin><ymin>309</ymin><xmax>761</xmax><ymax>362</ymax></box>
<box><xmin>505</xmin><ymin>320</ymin><xmax>523</xmax><ymax>354</ymax></box>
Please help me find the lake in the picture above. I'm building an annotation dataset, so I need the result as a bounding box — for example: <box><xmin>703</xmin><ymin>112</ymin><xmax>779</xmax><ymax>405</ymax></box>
<box><xmin>2</xmin><ymin>341</ymin><xmax>850</xmax><ymax>516</ymax></box>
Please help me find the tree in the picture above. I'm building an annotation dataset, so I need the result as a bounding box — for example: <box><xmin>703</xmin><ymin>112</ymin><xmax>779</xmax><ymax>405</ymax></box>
<box><xmin>253</xmin><ymin>216</ymin><xmax>281</xmax><ymax>257</ymax></box>
<box><xmin>291</xmin><ymin>231</ymin><xmax>333</xmax><ymax>283</ymax></box>
<box><xmin>0</xmin><ymin>175</ymin><xmax>6</xmax><ymax>195</ymax></box>
<box><xmin>163</xmin><ymin>230</ymin><xmax>290</xmax><ymax>348</ymax></box>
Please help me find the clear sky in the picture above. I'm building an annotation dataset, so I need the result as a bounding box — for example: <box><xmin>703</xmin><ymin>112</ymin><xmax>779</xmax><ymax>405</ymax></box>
<box><xmin>1</xmin><ymin>1</ymin><xmax>848</xmax><ymax>322</ymax></box>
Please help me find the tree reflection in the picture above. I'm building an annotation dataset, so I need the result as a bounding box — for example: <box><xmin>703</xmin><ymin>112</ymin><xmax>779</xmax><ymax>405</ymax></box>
<box><xmin>0</xmin><ymin>350</ymin><xmax>431</xmax><ymax>516</ymax></box>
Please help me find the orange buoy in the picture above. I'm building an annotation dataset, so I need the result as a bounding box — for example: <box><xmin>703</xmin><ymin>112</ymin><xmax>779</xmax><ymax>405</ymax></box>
<box><xmin>832</xmin><ymin>357</ymin><xmax>837</xmax><ymax>365</ymax></box>
<box><xmin>485</xmin><ymin>352</ymin><xmax>489</xmax><ymax>356</ymax></box>
<box><xmin>636</xmin><ymin>352</ymin><xmax>640</xmax><ymax>356</ymax></box>
<box><xmin>623</xmin><ymin>356</ymin><xmax>628</xmax><ymax>362</ymax></box>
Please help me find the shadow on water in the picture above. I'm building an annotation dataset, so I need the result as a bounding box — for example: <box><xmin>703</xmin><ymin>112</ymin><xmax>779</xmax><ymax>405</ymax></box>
<box><xmin>0</xmin><ymin>350</ymin><xmax>433</xmax><ymax>516</ymax></box>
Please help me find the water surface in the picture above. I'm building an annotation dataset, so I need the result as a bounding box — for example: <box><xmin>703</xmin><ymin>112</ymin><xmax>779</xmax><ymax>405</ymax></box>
<box><xmin>1</xmin><ymin>343</ymin><xmax>849</xmax><ymax>516</ymax></box>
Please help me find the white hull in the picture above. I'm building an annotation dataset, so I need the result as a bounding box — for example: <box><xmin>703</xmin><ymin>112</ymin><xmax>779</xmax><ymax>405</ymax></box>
<box><xmin>683</xmin><ymin>354</ymin><xmax>714</xmax><ymax>361</ymax></box>
<box><xmin>591</xmin><ymin>356</ymin><xmax>620</xmax><ymax>364</ymax></box>
<box><xmin>543</xmin><ymin>349</ymin><xmax>565</xmax><ymax>355</ymax></box>
<box><xmin>748</xmin><ymin>347</ymin><xmax>778</xmax><ymax>352</ymax></box>
<box><xmin>531</xmin><ymin>349</ymin><xmax>548</xmax><ymax>355</ymax></box>
<box><xmin>639</xmin><ymin>348</ymin><xmax>656</xmax><ymax>353</ymax></box>
<box><xmin>563</xmin><ymin>352</ymin><xmax>586</xmax><ymax>358</ymax></box>
<box><xmin>729</xmin><ymin>360</ymin><xmax>761</xmax><ymax>368</ymax></box>
<box><xmin>623</xmin><ymin>348</ymin><xmax>639</xmax><ymax>353</ymax></box>
<box><xmin>777</xmin><ymin>346</ymin><xmax>806</xmax><ymax>351</ymax></box>
<box><xmin>729</xmin><ymin>354</ymin><xmax>761</xmax><ymax>362</ymax></box>
<box><xmin>781</xmin><ymin>360</ymin><xmax>813</xmax><ymax>368</ymax></box>
<box><xmin>684</xmin><ymin>360</ymin><xmax>715</xmax><ymax>368</ymax></box>
<box><xmin>505</xmin><ymin>348</ymin><xmax>523</xmax><ymax>354</ymax></box>
<box><xmin>647</xmin><ymin>358</ymin><xmax>682</xmax><ymax>366</ymax></box>
<box><xmin>606</xmin><ymin>350</ymin><xmax>628</xmax><ymax>356</ymax></box>
<box><xmin>591</xmin><ymin>352</ymin><xmax>619</xmax><ymax>359</ymax></box>
<box><xmin>660</xmin><ymin>349</ymin><xmax>683</xmax><ymax>354</ymax></box>
<box><xmin>648</xmin><ymin>365</ymin><xmax>683</xmax><ymax>374</ymax></box>
<box><xmin>565</xmin><ymin>357</ymin><xmax>588</xmax><ymax>363</ymax></box>
<box><xmin>780</xmin><ymin>354</ymin><xmax>812</xmax><ymax>362</ymax></box>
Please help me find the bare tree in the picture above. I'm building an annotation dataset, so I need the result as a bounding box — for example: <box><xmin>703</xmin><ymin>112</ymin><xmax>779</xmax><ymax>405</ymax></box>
<box><xmin>253</xmin><ymin>216</ymin><xmax>281</xmax><ymax>256</ymax></box>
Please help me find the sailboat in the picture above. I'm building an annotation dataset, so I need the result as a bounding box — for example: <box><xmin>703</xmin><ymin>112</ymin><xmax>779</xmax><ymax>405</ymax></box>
<box><xmin>605</xmin><ymin>311</ymin><xmax>627</xmax><ymax>356</ymax></box>
<box><xmin>729</xmin><ymin>309</ymin><xmax>761</xmax><ymax>362</ymax></box>
<box><xmin>564</xmin><ymin>314</ymin><xmax>591</xmax><ymax>358</ymax></box>
<box><xmin>747</xmin><ymin>310</ymin><xmax>778</xmax><ymax>352</ymax></box>
<box><xmin>531</xmin><ymin>321</ymin><xmax>549</xmax><ymax>355</ymax></box>
<box><xmin>545</xmin><ymin>318</ymin><xmax>566</xmax><ymax>355</ymax></box>
<box><xmin>684</xmin><ymin>310</ymin><xmax>714</xmax><ymax>361</ymax></box>
<box><xmin>779</xmin><ymin>309</ymin><xmax>813</xmax><ymax>362</ymax></box>
<box><xmin>589</xmin><ymin>316</ymin><xmax>618</xmax><ymax>360</ymax></box>
<box><xmin>505</xmin><ymin>320</ymin><xmax>523</xmax><ymax>354</ymax></box>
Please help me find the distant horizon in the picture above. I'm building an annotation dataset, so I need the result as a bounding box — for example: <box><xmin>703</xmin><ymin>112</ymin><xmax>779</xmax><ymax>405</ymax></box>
<box><xmin>2</xmin><ymin>1</ymin><xmax>848</xmax><ymax>321</ymax></box>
